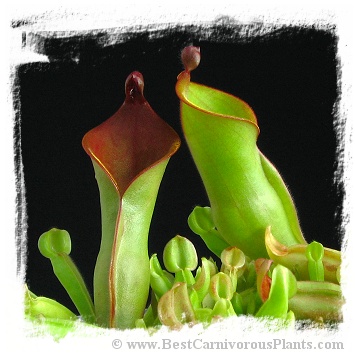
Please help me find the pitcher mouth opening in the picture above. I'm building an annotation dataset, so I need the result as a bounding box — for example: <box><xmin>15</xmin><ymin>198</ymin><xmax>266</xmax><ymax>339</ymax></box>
<box><xmin>176</xmin><ymin>72</ymin><xmax>260</xmax><ymax>135</ymax></box>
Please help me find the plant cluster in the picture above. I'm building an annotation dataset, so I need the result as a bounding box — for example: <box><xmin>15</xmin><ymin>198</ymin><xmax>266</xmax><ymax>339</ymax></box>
<box><xmin>25</xmin><ymin>46</ymin><xmax>343</xmax><ymax>337</ymax></box>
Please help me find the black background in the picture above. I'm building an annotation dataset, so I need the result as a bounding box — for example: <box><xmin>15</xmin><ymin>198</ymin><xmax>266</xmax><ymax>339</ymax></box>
<box><xmin>16</xmin><ymin>22</ymin><xmax>342</xmax><ymax>314</ymax></box>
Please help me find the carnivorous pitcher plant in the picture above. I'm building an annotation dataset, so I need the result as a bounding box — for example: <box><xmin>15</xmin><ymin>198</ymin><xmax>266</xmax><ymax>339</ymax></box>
<box><xmin>25</xmin><ymin>46</ymin><xmax>343</xmax><ymax>337</ymax></box>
